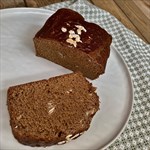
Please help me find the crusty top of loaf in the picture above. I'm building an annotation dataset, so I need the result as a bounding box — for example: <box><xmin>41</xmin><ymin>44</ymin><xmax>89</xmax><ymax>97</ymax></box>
<box><xmin>7</xmin><ymin>72</ymin><xmax>99</xmax><ymax>146</ymax></box>
<box><xmin>34</xmin><ymin>8</ymin><xmax>112</xmax><ymax>53</ymax></box>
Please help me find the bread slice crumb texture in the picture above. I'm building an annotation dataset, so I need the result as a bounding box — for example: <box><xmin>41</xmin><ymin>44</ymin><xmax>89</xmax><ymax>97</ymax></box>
<box><xmin>7</xmin><ymin>72</ymin><xmax>99</xmax><ymax>146</ymax></box>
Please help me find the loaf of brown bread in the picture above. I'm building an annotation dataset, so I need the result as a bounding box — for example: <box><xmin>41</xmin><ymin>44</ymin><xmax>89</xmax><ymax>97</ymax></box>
<box><xmin>33</xmin><ymin>8</ymin><xmax>112</xmax><ymax>80</ymax></box>
<box><xmin>7</xmin><ymin>72</ymin><xmax>99</xmax><ymax>147</ymax></box>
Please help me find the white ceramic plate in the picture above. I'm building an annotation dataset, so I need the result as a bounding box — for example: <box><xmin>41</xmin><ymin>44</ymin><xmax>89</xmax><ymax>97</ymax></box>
<box><xmin>0</xmin><ymin>8</ymin><xmax>133</xmax><ymax>150</ymax></box>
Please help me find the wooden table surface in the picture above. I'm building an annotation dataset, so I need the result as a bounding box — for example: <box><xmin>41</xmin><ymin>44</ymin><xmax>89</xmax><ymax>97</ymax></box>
<box><xmin>0</xmin><ymin>0</ymin><xmax>150</xmax><ymax>44</ymax></box>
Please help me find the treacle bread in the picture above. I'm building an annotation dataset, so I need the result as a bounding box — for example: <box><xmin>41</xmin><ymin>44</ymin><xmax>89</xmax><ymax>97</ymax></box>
<box><xmin>7</xmin><ymin>72</ymin><xmax>99</xmax><ymax>146</ymax></box>
<box><xmin>33</xmin><ymin>8</ymin><xmax>112</xmax><ymax>80</ymax></box>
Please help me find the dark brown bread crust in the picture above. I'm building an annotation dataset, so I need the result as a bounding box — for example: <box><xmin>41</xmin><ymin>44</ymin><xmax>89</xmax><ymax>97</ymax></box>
<box><xmin>33</xmin><ymin>8</ymin><xmax>112</xmax><ymax>79</ymax></box>
<box><xmin>7</xmin><ymin>72</ymin><xmax>99</xmax><ymax>147</ymax></box>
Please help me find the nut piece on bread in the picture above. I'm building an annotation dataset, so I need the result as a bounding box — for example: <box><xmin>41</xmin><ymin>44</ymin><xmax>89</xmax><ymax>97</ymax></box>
<box><xmin>33</xmin><ymin>8</ymin><xmax>112</xmax><ymax>80</ymax></box>
<box><xmin>7</xmin><ymin>72</ymin><xmax>99</xmax><ymax>147</ymax></box>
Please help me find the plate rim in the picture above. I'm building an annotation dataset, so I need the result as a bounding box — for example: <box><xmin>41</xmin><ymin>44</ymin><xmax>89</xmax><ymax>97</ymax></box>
<box><xmin>0</xmin><ymin>7</ymin><xmax>54</xmax><ymax>16</ymax></box>
<box><xmin>101</xmin><ymin>45</ymin><xmax>134</xmax><ymax>149</ymax></box>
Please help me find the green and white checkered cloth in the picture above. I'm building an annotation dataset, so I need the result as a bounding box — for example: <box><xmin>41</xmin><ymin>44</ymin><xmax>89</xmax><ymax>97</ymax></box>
<box><xmin>44</xmin><ymin>0</ymin><xmax>150</xmax><ymax>149</ymax></box>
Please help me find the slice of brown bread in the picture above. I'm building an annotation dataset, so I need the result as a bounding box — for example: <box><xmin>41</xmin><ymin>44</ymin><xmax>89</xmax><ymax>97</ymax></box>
<box><xmin>33</xmin><ymin>8</ymin><xmax>112</xmax><ymax>80</ymax></box>
<box><xmin>7</xmin><ymin>72</ymin><xmax>99</xmax><ymax>147</ymax></box>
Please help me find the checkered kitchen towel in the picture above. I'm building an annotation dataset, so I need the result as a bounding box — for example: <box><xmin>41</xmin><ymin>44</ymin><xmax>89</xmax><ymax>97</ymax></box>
<box><xmin>44</xmin><ymin>0</ymin><xmax>150</xmax><ymax>149</ymax></box>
